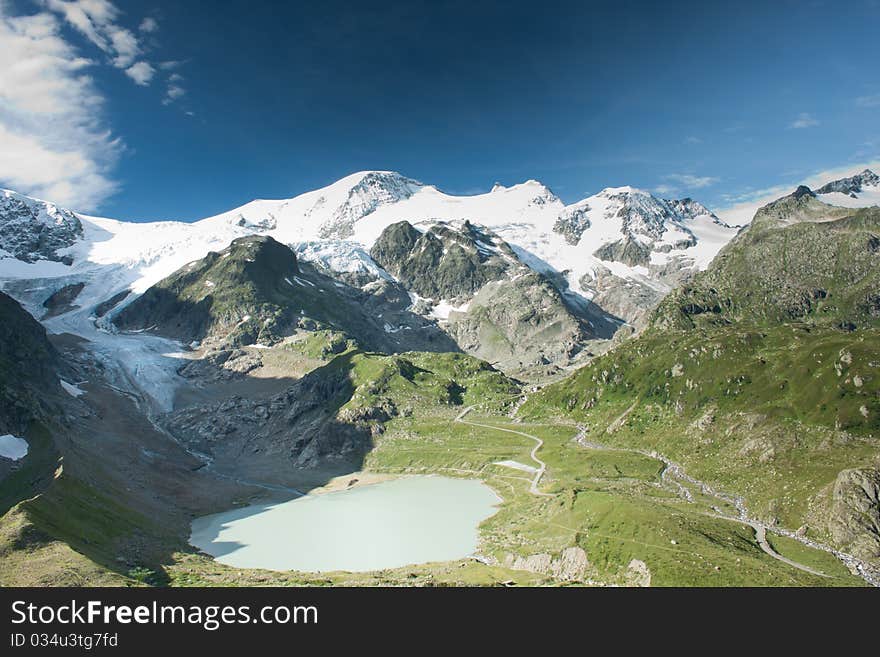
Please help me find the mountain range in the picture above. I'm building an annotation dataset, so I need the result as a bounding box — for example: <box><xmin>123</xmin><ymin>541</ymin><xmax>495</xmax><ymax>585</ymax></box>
<box><xmin>0</xmin><ymin>168</ymin><xmax>878</xmax><ymax>587</ymax></box>
<box><xmin>0</xmin><ymin>172</ymin><xmax>742</xmax><ymax>379</ymax></box>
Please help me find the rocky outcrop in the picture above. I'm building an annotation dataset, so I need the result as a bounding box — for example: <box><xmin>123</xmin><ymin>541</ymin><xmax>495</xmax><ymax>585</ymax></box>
<box><xmin>42</xmin><ymin>282</ymin><xmax>85</xmax><ymax>319</ymax></box>
<box><xmin>624</xmin><ymin>558</ymin><xmax>652</xmax><ymax>587</ymax></box>
<box><xmin>503</xmin><ymin>546</ymin><xmax>590</xmax><ymax>581</ymax></box>
<box><xmin>370</xmin><ymin>220</ymin><xmax>521</xmax><ymax>301</ymax></box>
<box><xmin>553</xmin><ymin>202</ymin><xmax>591</xmax><ymax>245</ymax></box>
<box><xmin>446</xmin><ymin>272</ymin><xmax>593</xmax><ymax>371</ymax></box>
<box><xmin>593</xmin><ymin>237</ymin><xmax>652</xmax><ymax>267</ymax></box>
<box><xmin>829</xmin><ymin>467</ymin><xmax>880</xmax><ymax>561</ymax></box>
<box><xmin>0</xmin><ymin>190</ymin><xmax>83</xmax><ymax>264</ymax></box>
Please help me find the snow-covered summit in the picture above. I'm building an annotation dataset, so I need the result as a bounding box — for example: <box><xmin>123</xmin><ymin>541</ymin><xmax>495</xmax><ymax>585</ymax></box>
<box><xmin>815</xmin><ymin>169</ymin><xmax>879</xmax><ymax>197</ymax></box>
<box><xmin>814</xmin><ymin>169</ymin><xmax>880</xmax><ymax>209</ymax></box>
<box><xmin>0</xmin><ymin>170</ymin><xmax>737</xmax><ymax>330</ymax></box>
<box><xmin>203</xmin><ymin>170</ymin><xmax>424</xmax><ymax>242</ymax></box>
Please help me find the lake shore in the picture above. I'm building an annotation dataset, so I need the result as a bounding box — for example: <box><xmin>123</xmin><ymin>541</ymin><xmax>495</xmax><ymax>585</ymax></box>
<box><xmin>308</xmin><ymin>471</ymin><xmax>398</xmax><ymax>495</ymax></box>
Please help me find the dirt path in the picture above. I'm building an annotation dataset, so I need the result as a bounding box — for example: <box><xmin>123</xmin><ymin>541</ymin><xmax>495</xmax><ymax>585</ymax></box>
<box><xmin>574</xmin><ymin>424</ymin><xmax>880</xmax><ymax>584</ymax></box>
<box><xmin>455</xmin><ymin>407</ymin><xmax>552</xmax><ymax>497</ymax></box>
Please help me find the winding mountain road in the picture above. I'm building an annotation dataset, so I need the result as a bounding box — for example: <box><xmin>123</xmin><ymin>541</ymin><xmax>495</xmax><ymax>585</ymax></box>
<box><xmin>455</xmin><ymin>407</ymin><xmax>552</xmax><ymax>497</ymax></box>
<box><xmin>454</xmin><ymin>402</ymin><xmax>879</xmax><ymax>585</ymax></box>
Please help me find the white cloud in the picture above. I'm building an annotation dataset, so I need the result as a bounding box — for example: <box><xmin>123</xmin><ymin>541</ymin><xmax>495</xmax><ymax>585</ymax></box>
<box><xmin>856</xmin><ymin>94</ymin><xmax>880</xmax><ymax>108</ymax></box>
<box><xmin>789</xmin><ymin>112</ymin><xmax>819</xmax><ymax>129</ymax></box>
<box><xmin>657</xmin><ymin>173</ymin><xmax>719</xmax><ymax>196</ymax></box>
<box><xmin>125</xmin><ymin>60</ymin><xmax>155</xmax><ymax>85</ymax></box>
<box><xmin>654</xmin><ymin>184</ymin><xmax>676</xmax><ymax>196</ymax></box>
<box><xmin>664</xmin><ymin>173</ymin><xmax>719</xmax><ymax>189</ymax></box>
<box><xmin>716</xmin><ymin>160</ymin><xmax>880</xmax><ymax>226</ymax></box>
<box><xmin>139</xmin><ymin>16</ymin><xmax>158</xmax><ymax>33</ymax></box>
<box><xmin>162</xmin><ymin>72</ymin><xmax>187</xmax><ymax>105</ymax></box>
<box><xmin>684</xmin><ymin>136</ymin><xmax>702</xmax><ymax>145</ymax></box>
<box><xmin>0</xmin><ymin>9</ymin><xmax>121</xmax><ymax>209</ymax></box>
<box><xmin>41</xmin><ymin>1</ymin><xmax>151</xmax><ymax>71</ymax></box>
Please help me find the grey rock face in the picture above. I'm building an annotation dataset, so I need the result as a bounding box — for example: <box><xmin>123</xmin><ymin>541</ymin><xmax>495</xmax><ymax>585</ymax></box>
<box><xmin>42</xmin><ymin>282</ymin><xmax>85</xmax><ymax>319</ymax></box>
<box><xmin>580</xmin><ymin>266</ymin><xmax>664</xmax><ymax>327</ymax></box>
<box><xmin>829</xmin><ymin>467</ymin><xmax>880</xmax><ymax>561</ymax></box>
<box><xmin>371</xmin><ymin>220</ymin><xmax>605</xmax><ymax>372</ymax></box>
<box><xmin>370</xmin><ymin>220</ymin><xmax>522</xmax><ymax>301</ymax></box>
<box><xmin>815</xmin><ymin>169</ymin><xmax>879</xmax><ymax>198</ymax></box>
<box><xmin>446</xmin><ymin>272</ymin><xmax>592</xmax><ymax>371</ymax></box>
<box><xmin>553</xmin><ymin>202</ymin><xmax>591</xmax><ymax>245</ymax></box>
<box><xmin>0</xmin><ymin>190</ymin><xmax>83</xmax><ymax>264</ymax></box>
<box><xmin>0</xmin><ymin>291</ymin><xmax>61</xmax><ymax>435</ymax></box>
<box><xmin>593</xmin><ymin>237</ymin><xmax>652</xmax><ymax>267</ymax></box>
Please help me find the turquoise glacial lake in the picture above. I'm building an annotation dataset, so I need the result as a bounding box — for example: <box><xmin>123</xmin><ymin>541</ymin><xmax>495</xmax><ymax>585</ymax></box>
<box><xmin>189</xmin><ymin>476</ymin><xmax>500</xmax><ymax>572</ymax></box>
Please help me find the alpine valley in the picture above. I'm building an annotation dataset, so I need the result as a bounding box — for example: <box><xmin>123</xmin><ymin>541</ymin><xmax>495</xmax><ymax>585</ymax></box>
<box><xmin>1</xmin><ymin>169</ymin><xmax>878</xmax><ymax>586</ymax></box>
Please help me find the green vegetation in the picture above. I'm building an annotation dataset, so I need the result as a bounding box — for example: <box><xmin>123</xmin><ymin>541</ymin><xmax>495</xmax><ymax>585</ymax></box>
<box><xmin>521</xmin><ymin>195</ymin><xmax>880</xmax><ymax>564</ymax></box>
<box><xmin>314</xmin><ymin>348</ymin><xmax>521</xmax><ymax>419</ymax></box>
<box><xmin>283</xmin><ymin>329</ymin><xmax>357</xmax><ymax>361</ymax></box>
<box><xmin>364</xmin><ymin>415</ymin><xmax>864</xmax><ymax>586</ymax></box>
<box><xmin>3</xmin><ymin>195</ymin><xmax>877</xmax><ymax>586</ymax></box>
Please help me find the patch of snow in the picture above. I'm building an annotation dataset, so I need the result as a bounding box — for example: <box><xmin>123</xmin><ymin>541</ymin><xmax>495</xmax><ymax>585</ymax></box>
<box><xmin>817</xmin><ymin>187</ymin><xmax>880</xmax><ymax>210</ymax></box>
<box><xmin>59</xmin><ymin>379</ymin><xmax>86</xmax><ymax>397</ymax></box>
<box><xmin>494</xmin><ymin>459</ymin><xmax>537</xmax><ymax>474</ymax></box>
<box><xmin>430</xmin><ymin>299</ymin><xmax>470</xmax><ymax>320</ymax></box>
<box><xmin>0</xmin><ymin>434</ymin><xmax>28</xmax><ymax>461</ymax></box>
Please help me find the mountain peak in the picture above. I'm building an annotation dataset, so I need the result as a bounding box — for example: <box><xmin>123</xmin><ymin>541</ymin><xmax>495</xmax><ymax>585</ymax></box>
<box><xmin>750</xmin><ymin>185</ymin><xmax>851</xmax><ymax>230</ymax></box>
<box><xmin>815</xmin><ymin>169</ymin><xmax>880</xmax><ymax>197</ymax></box>
<box><xmin>792</xmin><ymin>185</ymin><xmax>815</xmax><ymax>199</ymax></box>
<box><xmin>596</xmin><ymin>185</ymin><xmax>645</xmax><ymax>197</ymax></box>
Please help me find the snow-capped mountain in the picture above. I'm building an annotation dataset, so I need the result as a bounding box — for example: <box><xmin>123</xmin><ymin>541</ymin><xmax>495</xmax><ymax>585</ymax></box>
<box><xmin>3</xmin><ymin>167</ymin><xmax>875</xmax><ymax>393</ymax></box>
<box><xmin>0</xmin><ymin>171</ymin><xmax>737</xmax><ymax>330</ymax></box>
<box><xmin>815</xmin><ymin>169</ymin><xmax>880</xmax><ymax>207</ymax></box>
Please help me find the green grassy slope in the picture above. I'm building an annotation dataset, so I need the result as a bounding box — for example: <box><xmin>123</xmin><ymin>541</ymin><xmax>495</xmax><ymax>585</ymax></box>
<box><xmin>521</xmin><ymin>193</ymin><xmax>880</xmax><ymax>563</ymax></box>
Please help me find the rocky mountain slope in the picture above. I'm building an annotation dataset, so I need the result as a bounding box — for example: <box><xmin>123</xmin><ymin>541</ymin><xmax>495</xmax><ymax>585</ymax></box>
<box><xmin>369</xmin><ymin>220</ymin><xmax>615</xmax><ymax>370</ymax></box>
<box><xmin>523</xmin><ymin>185</ymin><xmax>880</xmax><ymax>569</ymax></box>
<box><xmin>114</xmin><ymin>234</ymin><xmax>456</xmax><ymax>355</ymax></box>
<box><xmin>0</xmin><ymin>291</ymin><xmax>61</xmax><ymax>438</ymax></box>
<box><xmin>656</xmin><ymin>187</ymin><xmax>879</xmax><ymax>329</ymax></box>
<box><xmin>167</xmin><ymin>349</ymin><xmax>518</xmax><ymax>486</ymax></box>
<box><xmin>0</xmin><ymin>190</ymin><xmax>82</xmax><ymax>265</ymax></box>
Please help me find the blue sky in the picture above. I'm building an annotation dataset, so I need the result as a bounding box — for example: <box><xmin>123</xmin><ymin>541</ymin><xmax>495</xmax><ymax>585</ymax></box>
<box><xmin>1</xmin><ymin>0</ymin><xmax>878</xmax><ymax>222</ymax></box>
